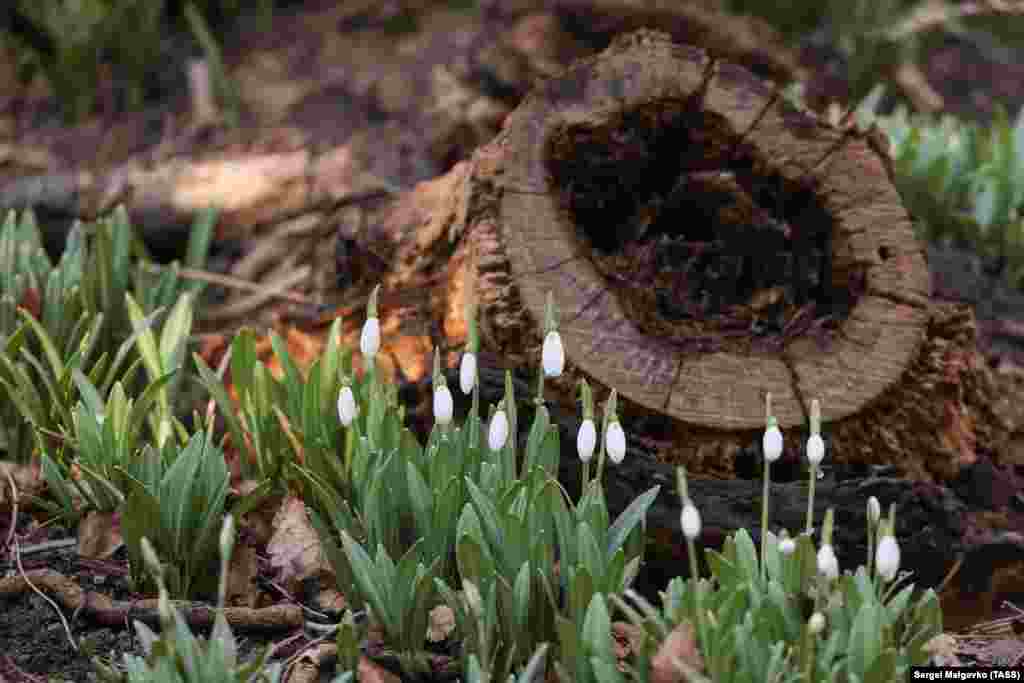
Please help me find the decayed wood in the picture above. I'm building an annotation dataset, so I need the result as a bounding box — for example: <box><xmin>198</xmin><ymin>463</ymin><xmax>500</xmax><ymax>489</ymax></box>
<box><xmin>336</xmin><ymin>31</ymin><xmax>1016</xmax><ymax>482</ymax></box>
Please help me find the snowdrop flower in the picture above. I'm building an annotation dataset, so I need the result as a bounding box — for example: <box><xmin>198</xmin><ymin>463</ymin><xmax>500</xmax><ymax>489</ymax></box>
<box><xmin>360</xmin><ymin>285</ymin><xmax>381</xmax><ymax>360</ymax></box>
<box><xmin>577</xmin><ymin>418</ymin><xmax>596</xmax><ymax>463</ymax></box>
<box><xmin>876</xmin><ymin>531</ymin><xmax>901</xmax><ymax>582</ymax></box>
<box><xmin>817</xmin><ymin>543</ymin><xmax>839</xmax><ymax>580</ymax></box>
<box><xmin>360</xmin><ymin>317</ymin><xmax>380</xmax><ymax>359</ymax></box>
<box><xmin>680</xmin><ymin>501</ymin><xmax>701</xmax><ymax>540</ymax></box>
<box><xmin>459</xmin><ymin>352</ymin><xmax>477</xmax><ymax>394</ymax></box>
<box><xmin>779</xmin><ymin>536</ymin><xmax>796</xmax><ymax>556</ymax></box>
<box><xmin>605</xmin><ymin>419</ymin><xmax>626</xmax><ymax>464</ymax></box>
<box><xmin>808</xmin><ymin>612</ymin><xmax>826</xmax><ymax>635</ymax></box>
<box><xmin>337</xmin><ymin>386</ymin><xmax>357</xmax><ymax>426</ymax></box>
<box><xmin>806</xmin><ymin>433</ymin><xmax>825</xmax><ymax>466</ymax></box>
<box><xmin>763</xmin><ymin>416</ymin><xmax>783</xmax><ymax>462</ymax></box>
<box><xmin>488</xmin><ymin>408</ymin><xmax>509</xmax><ymax>452</ymax></box>
<box><xmin>434</xmin><ymin>385</ymin><xmax>454</xmax><ymax>426</ymax></box>
<box><xmin>542</xmin><ymin>330</ymin><xmax>565</xmax><ymax>378</ymax></box>
<box><xmin>806</xmin><ymin>399</ymin><xmax>825</xmax><ymax>466</ymax></box>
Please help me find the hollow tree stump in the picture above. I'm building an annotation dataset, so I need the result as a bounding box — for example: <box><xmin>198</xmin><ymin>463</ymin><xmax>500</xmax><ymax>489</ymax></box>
<box><xmin>338</xmin><ymin>30</ymin><xmax>1011</xmax><ymax>482</ymax></box>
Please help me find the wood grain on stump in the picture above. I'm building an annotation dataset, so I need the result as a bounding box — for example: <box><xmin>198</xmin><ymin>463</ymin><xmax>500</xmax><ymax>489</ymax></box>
<box><xmin>496</xmin><ymin>29</ymin><xmax>928</xmax><ymax>430</ymax></box>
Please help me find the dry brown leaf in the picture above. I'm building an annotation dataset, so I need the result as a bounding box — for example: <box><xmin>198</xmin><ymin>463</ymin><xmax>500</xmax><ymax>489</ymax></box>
<box><xmin>427</xmin><ymin>605</ymin><xmax>456</xmax><ymax>643</ymax></box>
<box><xmin>358</xmin><ymin>656</ymin><xmax>401</xmax><ymax>683</ymax></box>
<box><xmin>650</xmin><ymin>622</ymin><xmax>704</xmax><ymax>683</ymax></box>
<box><xmin>77</xmin><ymin>510</ymin><xmax>123</xmax><ymax>559</ymax></box>
<box><xmin>0</xmin><ymin>461</ymin><xmax>43</xmax><ymax>510</ymax></box>
<box><xmin>266</xmin><ymin>495</ymin><xmax>332</xmax><ymax>592</ymax></box>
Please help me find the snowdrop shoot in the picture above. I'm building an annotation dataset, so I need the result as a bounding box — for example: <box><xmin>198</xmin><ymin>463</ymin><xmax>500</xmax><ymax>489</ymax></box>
<box><xmin>537</xmin><ymin>292</ymin><xmax>564</xmax><ymax>402</ymax></box>
<box><xmin>676</xmin><ymin>466</ymin><xmax>704</xmax><ymax>623</ymax></box>
<box><xmin>806</xmin><ymin>399</ymin><xmax>825</xmax><ymax>466</ymax></box>
<box><xmin>805</xmin><ymin>398</ymin><xmax>824</xmax><ymax>534</ymax></box>
<box><xmin>816</xmin><ymin>508</ymin><xmax>839</xmax><ymax>580</ymax></box>
<box><xmin>337</xmin><ymin>384</ymin><xmax>357</xmax><ymax>427</ymax></box>
<box><xmin>360</xmin><ymin>285</ymin><xmax>382</xmax><ymax>363</ymax></box>
<box><xmin>461</xmin><ymin>293</ymin><xmax>480</xmax><ymax>396</ymax></box>
<box><xmin>761</xmin><ymin>392</ymin><xmax>782</xmax><ymax>579</ymax></box>
<box><xmin>866</xmin><ymin>495</ymin><xmax>881</xmax><ymax>575</ymax></box>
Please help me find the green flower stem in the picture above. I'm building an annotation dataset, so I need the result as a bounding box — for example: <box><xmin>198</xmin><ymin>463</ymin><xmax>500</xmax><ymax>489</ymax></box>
<box><xmin>801</xmin><ymin>627</ymin><xmax>816</xmax><ymax>681</ymax></box>
<box><xmin>806</xmin><ymin>463</ymin><xmax>817</xmax><ymax>535</ymax></box>
<box><xmin>867</xmin><ymin>522</ymin><xmax>876</xmax><ymax>580</ymax></box>
<box><xmin>761</xmin><ymin>459</ymin><xmax>772</xmax><ymax>582</ymax></box>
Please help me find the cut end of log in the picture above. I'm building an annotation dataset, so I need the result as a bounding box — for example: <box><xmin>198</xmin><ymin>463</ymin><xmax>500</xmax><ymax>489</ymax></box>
<box><xmin>497</xmin><ymin>30</ymin><xmax>929</xmax><ymax>430</ymax></box>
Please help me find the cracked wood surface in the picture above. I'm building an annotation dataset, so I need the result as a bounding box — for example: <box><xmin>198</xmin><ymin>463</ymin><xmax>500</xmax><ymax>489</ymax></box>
<box><xmin>496</xmin><ymin>30</ymin><xmax>929</xmax><ymax>430</ymax></box>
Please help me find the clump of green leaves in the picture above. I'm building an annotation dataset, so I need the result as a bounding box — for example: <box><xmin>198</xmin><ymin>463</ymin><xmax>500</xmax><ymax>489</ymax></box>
<box><xmin>120</xmin><ymin>430</ymin><xmax>230</xmax><ymax>599</ymax></box>
<box><xmin>94</xmin><ymin>517</ymin><xmax>284</xmax><ymax>682</ymax></box>
<box><xmin>5</xmin><ymin>1</ymin><xmax>260</xmax><ymax>122</ymax></box>
<box><xmin>0</xmin><ymin>206</ymin><xmax>214</xmax><ymax>463</ymax></box>
<box><xmin>878</xmin><ymin>104</ymin><xmax>1024</xmax><ymax>287</ymax></box>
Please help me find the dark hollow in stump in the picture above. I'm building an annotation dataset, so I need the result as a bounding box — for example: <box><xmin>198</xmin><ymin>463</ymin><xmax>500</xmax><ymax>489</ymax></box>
<box><xmin>335</xmin><ymin>30</ymin><xmax>1012</xmax><ymax>482</ymax></box>
<box><xmin>498</xmin><ymin>29</ymin><xmax>929</xmax><ymax>432</ymax></box>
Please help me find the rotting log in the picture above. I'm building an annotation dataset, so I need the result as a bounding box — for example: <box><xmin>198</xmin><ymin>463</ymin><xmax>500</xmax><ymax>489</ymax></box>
<box><xmin>334</xmin><ymin>30</ymin><xmax>1013</xmax><ymax>483</ymax></box>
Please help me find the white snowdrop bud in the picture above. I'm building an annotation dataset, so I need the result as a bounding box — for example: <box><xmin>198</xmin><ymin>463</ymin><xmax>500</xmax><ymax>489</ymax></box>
<box><xmin>577</xmin><ymin>418</ymin><xmax>596</xmax><ymax>463</ymax></box>
<box><xmin>779</xmin><ymin>536</ymin><xmax>796</xmax><ymax>556</ymax></box>
<box><xmin>360</xmin><ymin>316</ymin><xmax>380</xmax><ymax>360</ymax></box>
<box><xmin>434</xmin><ymin>386</ymin><xmax>454</xmax><ymax>426</ymax></box>
<box><xmin>605</xmin><ymin>420</ymin><xmax>626</xmax><ymax>464</ymax></box>
<box><xmin>817</xmin><ymin>543</ymin><xmax>839</xmax><ymax>580</ymax></box>
<box><xmin>542</xmin><ymin>330</ymin><xmax>565</xmax><ymax>377</ymax></box>
<box><xmin>867</xmin><ymin>496</ymin><xmax>881</xmax><ymax>526</ymax></box>
<box><xmin>337</xmin><ymin>386</ymin><xmax>358</xmax><ymax>427</ymax></box>
<box><xmin>806</xmin><ymin>433</ymin><xmax>825</xmax><ymax>466</ymax></box>
<box><xmin>680</xmin><ymin>501</ymin><xmax>701</xmax><ymax>540</ymax></box>
<box><xmin>763</xmin><ymin>419</ymin><xmax>783</xmax><ymax>463</ymax></box>
<box><xmin>488</xmin><ymin>409</ymin><xmax>509</xmax><ymax>452</ymax></box>
<box><xmin>808</xmin><ymin>612</ymin><xmax>826</xmax><ymax>635</ymax></box>
<box><xmin>459</xmin><ymin>352</ymin><xmax>477</xmax><ymax>394</ymax></box>
<box><xmin>876</xmin><ymin>533</ymin><xmax>901</xmax><ymax>582</ymax></box>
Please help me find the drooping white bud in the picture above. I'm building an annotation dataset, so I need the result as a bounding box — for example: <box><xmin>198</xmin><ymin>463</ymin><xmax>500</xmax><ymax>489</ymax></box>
<box><xmin>459</xmin><ymin>352</ymin><xmax>477</xmax><ymax>394</ymax></box>
<box><xmin>360</xmin><ymin>317</ymin><xmax>381</xmax><ymax>360</ymax></box>
<box><xmin>337</xmin><ymin>386</ymin><xmax>358</xmax><ymax>427</ymax></box>
<box><xmin>867</xmin><ymin>496</ymin><xmax>881</xmax><ymax>526</ymax></box>
<box><xmin>605</xmin><ymin>420</ymin><xmax>626</xmax><ymax>464</ymax></box>
<box><xmin>779</xmin><ymin>536</ymin><xmax>796</xmax><ymax>555</ymax></box>
<box><xmin>577</xmin><ymin>418</ymin><xmax>596</xmax><ymax>463</ymax></box>
<box><xmin>488</xmin><ymin>409</ymin><xmax>509</xmax><ymax>452</ymax></box>
<box><xmin>806</xmin><ymin>433</ymin><xmax>825</xmax><ymax>466</ymax></box>
<box><xmin>680</xmin><ymin>501</ymin><xmax>701</xmax><ymax>540</ymax></box>
<box><xmin>817</xmin><ymin>543</ymin><xmax>839</xmax><ymax>580</ymax></box>
<box><xmin>808</xmin><ymin>612</ymin><xmax>826</xmax><ymax>635</ymax></box>
<box><xmin>763</xmin><ymin>418</ymin><xmax>783</xmax><ymax>463</ymax></box>
<box><xmin>876</xmin><ymin>534</ymin><xmax>901</xmax><ymax>582</ymax></box>
<box><xmin>434</xmin><ymin>386</ymin><xmax>454</xmax><ymax>426</ymax></box>
<box><xmin>542</xmin><ymin>330</ymin><xmax>565</xmax><ymax>378</ymax></box>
